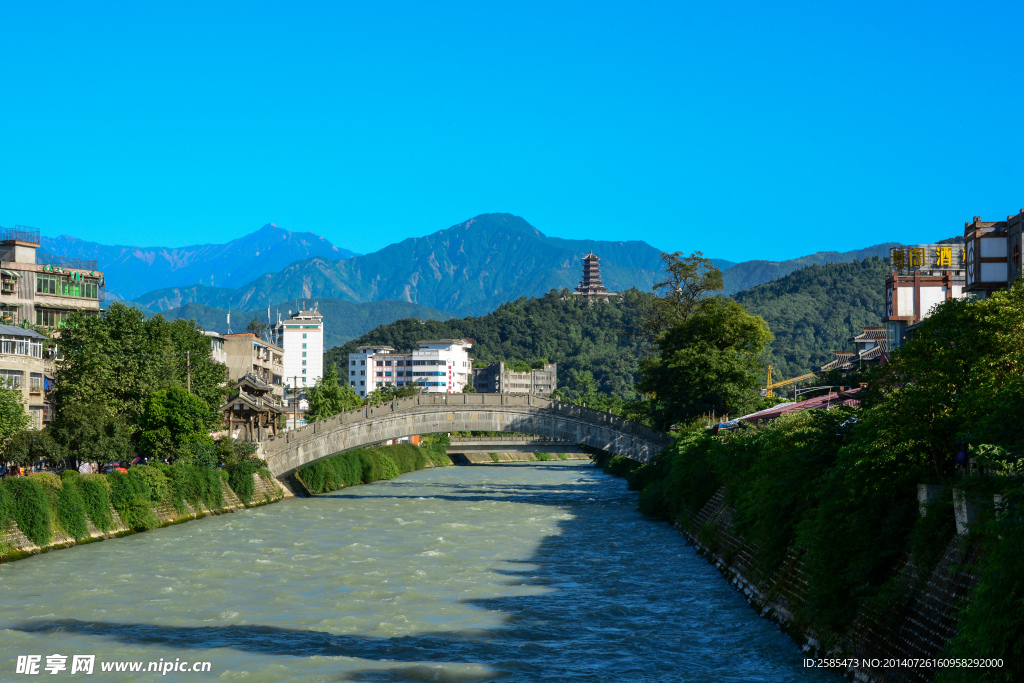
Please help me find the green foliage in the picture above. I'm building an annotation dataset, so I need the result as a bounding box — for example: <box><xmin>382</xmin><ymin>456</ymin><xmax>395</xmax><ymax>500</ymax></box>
<box><xmin>55</xmin><ymin>479</ymin><xmax>89</xmax><ymax>541</ymax></box>
<box><xmin>645</xmin><ymin>251</ymin><xmax>724</xmax><ymax>336</ymax></box>
<box><xmin>733</xmin><ymin>258</ymin><xmax>890</xmax><ymax>379</ymax></box>
<box><xmin>909</xmin><ymin>487</ymin><xmax>956</xmax><ymax>578</ymax></box>
<box><xmin>639</xmin><ymin>297</ymin><xmax>772</xmax><ymax>428</ymax></box>
<box><xmin>939</xmin><ymin>487</ymin><xmax>1024</xmax><ymax>682</ymax></box>
<box><xmin>0</xmin><ymin>387</ymin><xmax>29</xmax><ymax>441</ymax></box>
<box><xmin>534</xmin><ymin>452</ymin><xmax>553</xmax><ymax>461</ymax></box>
<box><xmin>77</xmin><ymin>475</ymin><xmax>114</xmax><ymax>532</ymax></box>
<box><xmin>48</xmin><ymin>402</ymin><xmax>133</xmax><ymax>466</ymax></box>
<box><xmin>167</xmin><ymin>463</ymin><xmax>224</xmax><ymax>512</ymax></box>
<box><xmin>489</xmin><ymin>453</ymin><xmax>501</xmax><ymax>463</ymax></box>
<box><xmin>297</xmin><ymin>444</ymin><xmax>436</xmax><ymax>494</ymax></box>
<box><xmin>226</xmin><ymin>456</ymin><xmax>268</xmax><ymax>506</ymax></box>
<box><xmin>53</xmin><ymin>302</ymin><xmax>226</xmax><ymax>445</ymax></box>
<box><xmin>328</xmin><ymin>288</ymin><xmax>655</xmax><ymax>401</ymax></box>
<box><xmin>2</xmin><ymin>477</ymin><xmax>52</xmax><ymax>546</ymax></box>
<box><xmin>5</xmin><ymin>429</ymin><xmax>63</xmax><ymax>467</ymax></box>
<box><xmin>129</xmin><ymin>464</ymin><xmax>170</xmax><ymax>504</ymax></box>
<box><xmin>138</xmin><ymin>387</ymin><xmax>216</xmax><ymax>460</ymax></box>
<box><xmin>307</xmin><ymin>364</ymin><xmax>362</xmax><ymax>421</ymax></box>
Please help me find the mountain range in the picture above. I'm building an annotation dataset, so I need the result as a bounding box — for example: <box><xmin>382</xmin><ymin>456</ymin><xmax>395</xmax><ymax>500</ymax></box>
<box><xmin>25</xmin><ymin>212</ymin><xmax>904</xmax><ymax>352</ymax></box>
<box><xmin>39</xmin><ymin>223</ymin><xmax>357</xmax><ymax>300</ymax></box>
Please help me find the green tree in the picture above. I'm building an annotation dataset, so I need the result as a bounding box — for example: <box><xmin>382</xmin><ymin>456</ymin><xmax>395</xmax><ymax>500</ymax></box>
<box><xmin>5</xmin><ymin>428</ymin><xmax>63</xmax><ymax>467</ymax></box>
<box><xmin>638</xmin><ymin>297</ymin><xmax>772</xmax><ymax>427</ymax></box>
<box><xmin>306</xmin><ymin>364</ymin><xmax>362</xmax><ymax>421</ymax></box>
<box><xmin>138</xmin><ymin>386</ymin><xmax>216</xmax><ymax>460</ymax></box>
<box><xmin>646</xmin><ymin>251</ymin><xmax>724</xmax><ymax>336</ymax></box>
<box><xmin>54</xmin><ymin>302</ymin><xmax>227</xmax><ymax>445</ymax></box>
<box><xmin>0</xmin><ymin>387</ymin><xmax>29</xmax><ymax>441</ymax></box>
<box><xmin>49</xmin><ymin>402</ymin><xmax>134</xmax><ymax>466</ymax></box>
<box><xmin>246</xmin><ymin>317</ymin><xmax>269</xmax><ymax>338</ymax></box>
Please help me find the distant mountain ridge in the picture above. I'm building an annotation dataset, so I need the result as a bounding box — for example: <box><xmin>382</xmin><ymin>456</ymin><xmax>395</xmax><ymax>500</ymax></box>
<box><xmin>721</xmin><ymin>243</ymin><xmax>900</xmax><ymax>295</ymax></box>
<box><xmin>132</xmin><ymin>214</ymin><xmax>693</xmax><ymax>316</ymax></box>
<box><xmin>39</xmin><ymin>223</ymin><xmax>358</xmax><ymax>300</ymax></box>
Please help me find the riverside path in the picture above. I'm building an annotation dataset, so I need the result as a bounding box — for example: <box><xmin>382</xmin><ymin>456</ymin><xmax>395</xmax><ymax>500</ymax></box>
<box><xmin>258</xmin><ymin>393</ymin><xmax>670</xmax><ymax>479</ymax></box>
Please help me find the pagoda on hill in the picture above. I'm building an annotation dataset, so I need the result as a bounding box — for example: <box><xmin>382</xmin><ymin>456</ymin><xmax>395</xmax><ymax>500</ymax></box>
<box><xmin>573</xmin><ymin>251</ymin><xmax>617</xmax><ymax>301</ymax></box>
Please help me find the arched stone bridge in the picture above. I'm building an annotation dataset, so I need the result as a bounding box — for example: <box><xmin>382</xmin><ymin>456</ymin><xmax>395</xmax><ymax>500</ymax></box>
<box><xmin>259</xmin><ymin>393</ymin><xmax>670</xmax><ymax>478</ymax></box>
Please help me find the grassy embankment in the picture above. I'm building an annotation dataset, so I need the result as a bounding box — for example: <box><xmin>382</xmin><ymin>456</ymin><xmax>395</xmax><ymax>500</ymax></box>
<box><xmin>295</xmin><ymin>443</ymin><xmax>452</xmax><ymax>494</ymax></box>
<box><xmin>0</xmin><ymin>461</ymin><xmax>281</xmax><ymax>560</ymax></box>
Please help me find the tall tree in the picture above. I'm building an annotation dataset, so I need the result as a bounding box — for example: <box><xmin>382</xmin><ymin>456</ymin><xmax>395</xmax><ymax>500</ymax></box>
<box><xmin>246</xmin><ymin>317</ymin><xmax>269</xmax><ymax>339</ymax></box>
<box><xmin>638</xmin><ymin>297</ymin><xmax>772</xmax><ymax>427</ymax></box>
<box><xmin>646</xmin><ymin>251</ymin><xmax>724</xmax><ymax>336</ymax></box>
<box><xmin>54</xmin><ymin>302</ymin><xmax>227</xmax><ymax>447</ymax></box>
<box><xmin>306</xmin><ymin>364</ymin><xmax>362</xmax><ymax>421</ymax></box>
<box><xmin>0</xmin><ymin>387</ymin><xmax>30</xmax><ymax>441</ymax></box>
<box><xmin>138</xmin><ymin>386</ymin><xmax>217</xmax><ymax>460</ymax></box>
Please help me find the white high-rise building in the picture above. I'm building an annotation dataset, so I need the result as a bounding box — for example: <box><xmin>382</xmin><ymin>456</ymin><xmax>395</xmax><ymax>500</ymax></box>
<box><xmin>347</xmin><ymin>339</ymin><xmax>472</xmax><ymax>397</ymax></box>
<box><xmin>273</xmin><ymin>308</ymin><xmax>324</xmax><ymax>395</ymax></box>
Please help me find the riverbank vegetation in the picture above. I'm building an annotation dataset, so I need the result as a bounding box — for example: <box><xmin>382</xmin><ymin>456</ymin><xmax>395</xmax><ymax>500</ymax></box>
<box><xmin>602</xmin><ymin>275</ymin><xmax>1024</xmax><ymax>680</ymax></box>
<box><xmin>0</xmin><ymin>459</ymin><xmax>280</xmax><ymax>554</ymax></box>
<box><xmin>295</xmin><ymin>443</ymin><xmax>451</xmax><ymax>494</ymax></box>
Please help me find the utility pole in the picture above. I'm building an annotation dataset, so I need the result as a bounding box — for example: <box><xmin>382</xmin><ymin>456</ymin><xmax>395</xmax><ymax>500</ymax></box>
<box><xmin>292</xmin><ymin>375</ymin><xmax>300</xmax><ymax>430</ymax></box>
<box><xmin>186</xmin><ymin>351</ymin><xmax>191</xmax><ymax>393</ymax></box>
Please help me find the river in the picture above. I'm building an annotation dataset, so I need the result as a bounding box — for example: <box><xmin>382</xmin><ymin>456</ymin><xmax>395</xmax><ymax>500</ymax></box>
<box><xmin>0</xmin><ymin>461</ymin><xmax>832</xmax><ymax>681</ymax></box>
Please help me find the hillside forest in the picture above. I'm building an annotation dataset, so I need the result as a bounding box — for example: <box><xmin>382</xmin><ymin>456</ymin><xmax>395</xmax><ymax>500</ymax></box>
<box><xmin>326</xmin><ymin>257</ymin><xmax>891</xmax><ymax>399</ymax></box>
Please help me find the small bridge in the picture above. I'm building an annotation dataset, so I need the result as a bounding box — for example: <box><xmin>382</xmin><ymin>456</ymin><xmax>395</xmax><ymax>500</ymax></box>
<box><xmin>260</xmin><ymin>393</ymin><xmax>669</xmax><ymax>478</ymax></box>
<box><xmin>447</xmin><ymin>435</ymin><xmax>584</xmax><ymax>454</ymax></box>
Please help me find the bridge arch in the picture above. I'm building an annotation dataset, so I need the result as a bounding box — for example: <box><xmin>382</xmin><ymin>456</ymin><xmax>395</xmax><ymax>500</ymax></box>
<box><xmin>260</xmin><ymin>393</ymin><xmax>669</xmax><ymax>478</ymax></box>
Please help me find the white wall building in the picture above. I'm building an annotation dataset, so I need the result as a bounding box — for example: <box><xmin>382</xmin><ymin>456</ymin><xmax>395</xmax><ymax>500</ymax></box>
<box><xmin>347</xmin><ymin>339</ymin><xmax>472</xmax><ymax>397</ymax></box>
<box><xmin>273</xmin><ymin>308</ymin><xmax>324</xmax><ymax>392</ymax></box>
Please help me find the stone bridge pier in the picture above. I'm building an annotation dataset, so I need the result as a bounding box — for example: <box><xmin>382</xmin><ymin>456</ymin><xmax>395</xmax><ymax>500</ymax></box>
<box><xmin>259</xmin><ymin>393</ymin><xmax>670</xmax><ymax>479</ymax></box>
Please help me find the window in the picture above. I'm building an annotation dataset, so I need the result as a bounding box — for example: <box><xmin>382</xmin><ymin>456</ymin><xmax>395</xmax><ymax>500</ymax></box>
<box><xmin>36</xmin><ymin>308</ymin><xmax>69</xmax><ymax>328</ymax></box>
<box><xmin>350</xmin><ymin>360</ymin><xmax>355</xmax><ymax>366</ymax></box>
<box><xmin>360</xmin><ymin>370</ymin><xmax>365</xmax><ymax>376</ymax></box>
<box><xmin>302</xmin><ymin>360</ymin><xmax>306</xmax><ymax>366</ymax></box>
<box><xmin>0</xmin><ymin>369</ymin><xmax>23</xmax><ymax>389</ymax></box>
<box><xmin>360</xmin><ymin>381</ymin><xmax>365</xmax><ymax>386</ymax></box>
<box><xmin>350</xmin><ymin>370</ymin><xmax>355</xmax><ymax>376</ymax></box>
<box><xmin>361</xmin><ymin>360</ymin><xmax>366</xmax><ymax>365</ymax></box>
<box><xmin>302</xmin><ymin>352</ymin><xmax>306</xmax><ymax>357</ymax></box>
<box><xmin>302</xmin><ymin>368</ymin><xmax>306</xmax><ymax>374</ymax></box>
<box><xmin>384</xmin><ymin>360</ymin><xmax>392</xmax><ymax>366</ymax></box>
<box><xmin>385</xmin><ymin>372</ymin><xmax>392</xmax><ymax>377</ymax></box>
<box><xmin>376</xmin><ymin>361</ymin><xmax>383</xmax><ymax>366</ymax></box>
<box><xmin>376</xmin><ymin>372</ymin><xmax>383</xmax><ymax>377</ymax></box>
<box><xmin>302</xmin><ymin>333</ymin><xmax>307</xmax><ymax>339</ymax></box>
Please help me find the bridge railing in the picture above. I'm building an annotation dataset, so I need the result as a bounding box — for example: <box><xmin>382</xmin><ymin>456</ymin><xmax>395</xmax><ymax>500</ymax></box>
<box><xmin>261</xmin><ymin>392</ymin><xmax>667</xmax><ymax>447</ymax></box>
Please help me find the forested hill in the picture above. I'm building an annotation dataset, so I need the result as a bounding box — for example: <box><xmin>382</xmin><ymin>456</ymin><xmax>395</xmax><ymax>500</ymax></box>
<box><xmin>732</xmin><ymin>257</ymin><xmax>889</xmax><ymax>380</ymax></box>
<box><xmin>325</xmin><ymin>257</ymin><xmax>892</xmax><ymax>400</ymax></box>
<box><xmin>324</xmin><ymin>289</ymin><xmax>654</xmax><ymax>400</ymax></box>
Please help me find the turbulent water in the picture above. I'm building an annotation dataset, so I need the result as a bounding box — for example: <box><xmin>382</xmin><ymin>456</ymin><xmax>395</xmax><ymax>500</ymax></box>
<box><xmin>0</xmin><ymin>461</ymin><xmax>832</xmax><ymax>681</ymax></box>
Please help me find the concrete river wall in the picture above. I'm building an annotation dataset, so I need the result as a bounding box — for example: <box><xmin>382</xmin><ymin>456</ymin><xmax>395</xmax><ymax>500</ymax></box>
<box><xmin>680</xmin><ymin>486</ymin><xmax>980</xmax><ymax>683</ymax></box>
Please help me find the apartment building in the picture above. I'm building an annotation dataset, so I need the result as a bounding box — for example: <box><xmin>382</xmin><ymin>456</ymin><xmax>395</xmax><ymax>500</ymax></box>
<box><xmin>347</xmin><ymin>339</ymin><xmax>472</xmax><ymax>397</ymax></box>
<box><xmin>0</xmin><ymin>226</ymin><xmax>104</xmax><ymax>329</ymax></box>
<box><xmin>203</xmin><ymin>331</ymin><xmax>227</xmax><ymax>366</ymax></box>
<box><xmin>473</xmin><ymin>362</ymin><xmax>558</xmax><ymax>396</ymax></box>
<box><xmin>223</xmin><ymin>333</ymin><xmax>284</xmax><ymax>400</ymax></box>
<box><xmin>272</xmin><ymin>308</ymin><xmax>323</xmax><ymax>389</ymax></box>
<box><xmin>0</xmin><ymin>226</ymin><xmax>105</xmax><ymax>428</ymax></box>
<box><xmin>0</xmin><ymin>324</ymin><xmax>51</xmax><ymax>429</ymax></box>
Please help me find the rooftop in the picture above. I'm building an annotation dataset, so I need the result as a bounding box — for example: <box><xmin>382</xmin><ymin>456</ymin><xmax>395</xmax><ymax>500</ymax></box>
<box><xmin>0</xmin><ymin>324</ymin><xmax>47</xmax><ymax>339</ymax></box>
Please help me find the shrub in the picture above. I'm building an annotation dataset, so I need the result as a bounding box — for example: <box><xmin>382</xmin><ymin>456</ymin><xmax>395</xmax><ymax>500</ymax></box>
<box><xmin>78</xmin><ymin>475</ymin><xmax>114</xmax><ymax>532</ymax></box>
<box><xmin>297</xmin><ymin>444</ymin><xmax>439</xmax><ymax>494</ymax></box>
<box><xmin>31</xmin><ymin>473</ymin><xmax>88</xmax><ymax>541</ymax></box>
<box><xmin>535</xmin><ymin>452</ymin><xmax>553</xmax><ymax>461</ymax></box>
<box><xmin>489</xmin><ymin>453</ymin><xmax>501</xmax><ymax>463</ymax></box>
<box><xmin>168</xmin><ymin>464</ymin><xmax>224</xmax><ymax>512</ymax></box>
<box><xmin>118</xmin><ymin>495</ymin><xmax>158</xmax><ymax>531</ymax></box>
<box><xmin>129</xmin><ymin>465</ymin><xmax>170</xmax><ymax>504</ymax></box>
<box><xmin>2</xmin><ymin>477</ymin><xmax>52</xmax><ymax>546</ymax></box>
<box><xmin>226</xmin><ymin>457</ymin><xmax>268</xmax><ymax>506</ymax></box>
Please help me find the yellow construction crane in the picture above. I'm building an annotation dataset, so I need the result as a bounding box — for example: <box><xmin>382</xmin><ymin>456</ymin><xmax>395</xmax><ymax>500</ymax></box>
<box><xmin>764</xmin><ymin>364</ymin><xmax>817</xmax><ymax>398</ymax></box>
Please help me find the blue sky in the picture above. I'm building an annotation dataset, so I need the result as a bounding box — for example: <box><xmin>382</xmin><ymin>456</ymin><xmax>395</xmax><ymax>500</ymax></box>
<box><xmin>2</xmin><ymin>1</ymin><xmax>1023</xmax><ymax>261</ymax></box>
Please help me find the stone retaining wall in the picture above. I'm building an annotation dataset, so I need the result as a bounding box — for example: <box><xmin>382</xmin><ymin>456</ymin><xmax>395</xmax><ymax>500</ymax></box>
<box><xmin>0</xmin><ymin>474</ymin><xmax>286</xmax><ymax>563</ymax></box>
<box><xmin>681</xmin><ymin>487</ymin><xmax>979</xmax><ymax>682</ymax></box>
